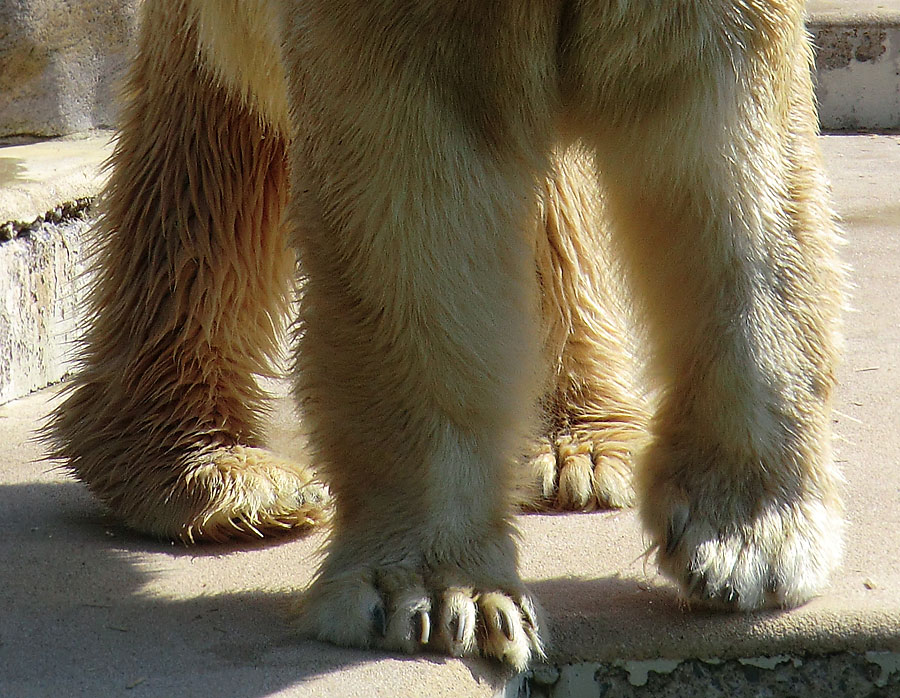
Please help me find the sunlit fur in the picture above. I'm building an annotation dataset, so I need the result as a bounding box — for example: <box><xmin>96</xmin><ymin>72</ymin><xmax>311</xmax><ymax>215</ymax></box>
<box><xmin>48</xmin><ymin>0</ymin><xmax>844</xmax><ymax>669</ymax></box>
<box><xmin>45</xmin><ymin>1</ymin><xmax>326</xmax><ymax>542</ymax></box>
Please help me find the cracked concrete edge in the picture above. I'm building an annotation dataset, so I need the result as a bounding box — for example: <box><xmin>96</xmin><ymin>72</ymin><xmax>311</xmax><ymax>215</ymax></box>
<box><xmin>502</xmin><ymin>651</ymin><xmax>900</xmax><ymax>697</ymax></box>
<box><xmin>812</xmin><ymin>15</ymin><xmax>900</xmax><ymax>26</ymax></box>
<box><xmin>809</xmin><ymin>3</ymin><xmax>900</xmax><ymax>26</ymax></box>
<box><xmin>0</xmin><ymin>134</ymin><xmax>111</xmax><ymax>405</ymax></box>
<box><xmin>0</xmin><ymin>131</ymin><xmax>114</xmax><ymax>225</ymax></box>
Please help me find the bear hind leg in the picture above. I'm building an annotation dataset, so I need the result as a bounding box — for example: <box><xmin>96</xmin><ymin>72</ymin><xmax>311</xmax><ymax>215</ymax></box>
<box><xmin>46</xmin><ymin>1</ymin><xmax>328</xmax><ymax>543</ymax></box>
<box><xmin>527</xmin><ymin>146</ymin><xmax>648</xmax><ymax>512</ymax></box>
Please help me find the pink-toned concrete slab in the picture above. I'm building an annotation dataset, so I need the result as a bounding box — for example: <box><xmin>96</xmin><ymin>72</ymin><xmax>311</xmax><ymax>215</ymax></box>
<box><xmin>1</xmin><ymin>135</ymin><xmax>898</xmax><ymax>697</ymax></box>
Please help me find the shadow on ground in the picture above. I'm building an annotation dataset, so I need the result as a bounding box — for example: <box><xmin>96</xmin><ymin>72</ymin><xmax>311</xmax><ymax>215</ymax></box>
<box><xmin>0</xmin><ymin>481</ymin><xmax>510</xmax><ymax>696</ymax></box>
<box><xmin>1</xmin><ymin>479</ymin><xmax>860</xmax><ymax>696</ymax></box>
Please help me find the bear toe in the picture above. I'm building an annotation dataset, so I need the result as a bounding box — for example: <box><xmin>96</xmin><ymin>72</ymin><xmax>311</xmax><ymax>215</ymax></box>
<box><xmin>526</xmin><ymin>434</ymin><xmax>636</xmax><ymax>511</ymax></box>
<box><xmin>299</xmin><ymin>565</ymin><xmax>543</xmax><ymax>669</ymax></box>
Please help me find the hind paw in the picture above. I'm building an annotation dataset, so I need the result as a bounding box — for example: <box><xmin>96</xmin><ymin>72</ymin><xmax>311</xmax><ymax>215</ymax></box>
<box><xmin>527</xmin><ymin>431</ymin><xmax>637</xmax><ymax>511</ymax></box>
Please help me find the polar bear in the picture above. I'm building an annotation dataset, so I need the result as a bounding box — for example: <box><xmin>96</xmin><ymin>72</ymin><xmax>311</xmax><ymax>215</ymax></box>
<box><xmin>48</xmin><ymin>0</ymin><xmax>844</xmax><ymax>669</ymax></box>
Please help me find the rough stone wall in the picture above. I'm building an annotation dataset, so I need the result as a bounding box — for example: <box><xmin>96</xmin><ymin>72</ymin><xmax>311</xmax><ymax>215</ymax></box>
<box><xmin>508</xmin><ymin>652</ymin><xmax>900</xmax><ymax>698</ymax></box>
<box><xmin>0</xmin><ymin>0</ymin><xmax>140</xmax><ymax>138</ymax></box>
<box><xmin>0</xmin><ymin>208</ymin><xmax>91</xmax><ymax>405</ymax></box>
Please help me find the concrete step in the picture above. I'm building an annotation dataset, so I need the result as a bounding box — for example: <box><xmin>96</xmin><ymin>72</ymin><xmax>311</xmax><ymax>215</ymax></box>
<box><xmin>0</xmin><ymin>133</ymin><xmax>111</xmax><ymax>404</ymax></box>
<box><xmin>2</xmin><ymin>135</ymin><xmax>899</xmax><ymax>696</ymax></box>
<box><xmin>808</xmin><ymin>0</ymin><xmax>900</xmax><ymax>131</ymax></box>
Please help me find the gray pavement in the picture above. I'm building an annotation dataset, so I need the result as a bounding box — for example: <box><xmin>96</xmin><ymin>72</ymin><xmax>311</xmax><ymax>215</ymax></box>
<box><xmin>1</xmin><ymin>134</ymin><xmax>899</xmax><ymax>696</ymax></box>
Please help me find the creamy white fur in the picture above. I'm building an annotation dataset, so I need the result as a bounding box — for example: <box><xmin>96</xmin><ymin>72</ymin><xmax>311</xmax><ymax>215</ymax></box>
<box><xmin>49</xmin><ymin>0</ymin><xmax>844</xmax><ymax>670</ymax></box>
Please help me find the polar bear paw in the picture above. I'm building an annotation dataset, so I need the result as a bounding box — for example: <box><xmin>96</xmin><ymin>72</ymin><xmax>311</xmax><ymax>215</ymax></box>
<box><xmin>643</xmin><ymin>475</ymin><xmax>843</xmax><ymax>610</ymax></box>
<box><xmin>128</xmin><ymin>445</ymin><xmax>330</xmax><ymax>543</ymax></box>
<box><xmin>298</xmin><ymin>564</ymin><xmax>544</xmax><ymax>669</ymax></box>
<box><xmin>527</xmin><ymin>431</ymin><xmax>638</xmax><ymax>511</ymax></box>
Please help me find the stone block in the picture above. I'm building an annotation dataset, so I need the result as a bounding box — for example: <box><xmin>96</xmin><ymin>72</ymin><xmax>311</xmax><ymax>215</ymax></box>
<box><xmin>0</xmin><ymin>0</ymin><xmax>139</xmax><ymax>137</ymax></box>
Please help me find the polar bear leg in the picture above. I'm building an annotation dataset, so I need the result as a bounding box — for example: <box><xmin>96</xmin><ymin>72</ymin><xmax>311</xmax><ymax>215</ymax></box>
<box><xmin>47</xmin><ymin>0</ymin><xmax>327</xmax><ymax>542</ymax></box>
<box><xmin>529</xmin><ymin>146</ymin><xmax>649</xmax><ymax>511</ymax></box>
<box><xmin>566</xmin><ymin>4</ymin><xmax>844</xmax><ymax>608</ymax></box>
<box><xmin>280</xmin><ymin>5</ymin><xmax>559</xmax><ymax>667</ymax></box>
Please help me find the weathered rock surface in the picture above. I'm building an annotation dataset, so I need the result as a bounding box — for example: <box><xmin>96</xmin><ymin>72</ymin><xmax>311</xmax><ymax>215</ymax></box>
<box><xmin>0</xmin><ymin>0</ymin><xmax>139</xmax><ymax>137</ymax></box>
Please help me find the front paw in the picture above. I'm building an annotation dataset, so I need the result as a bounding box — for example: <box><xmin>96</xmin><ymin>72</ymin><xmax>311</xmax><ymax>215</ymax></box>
<box><xmin>297</xmin><ymin>564</ymin><xmax>544</xmax><ymax>669</ymax></box>
<box><xmin>641</xmin><ymin>460</ymin><xmax>843</xmax><ymax>609</ymax></box>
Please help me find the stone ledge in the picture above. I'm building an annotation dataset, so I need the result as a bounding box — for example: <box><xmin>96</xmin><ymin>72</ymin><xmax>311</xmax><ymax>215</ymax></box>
<box><xmin>808</xmin><ymin>0</ymin><xmax>900</xmax><ymax>25</ymax></box>
<box><xmin>808</xmin><ymin>14</ymin><xmax>900</xmax><ymax>131</ymax></box>
<box><xmin>0</xmin><ymin>210</ymin><xmax>91</xmax><ymax>405</ymax></box>
<box><xmin>0</xmin><ymin>132</ymin><xmax>113</xmax><ymax>225</ymax></box>
<box><xmin>507</xmin><ymin>652</ymin><xmax>900</xmax><ymax>697</ymax></box>
<box><xmin>0</xmin><ymin>133</ymin><xmax>110</xmax><ymax>405</ymax></box>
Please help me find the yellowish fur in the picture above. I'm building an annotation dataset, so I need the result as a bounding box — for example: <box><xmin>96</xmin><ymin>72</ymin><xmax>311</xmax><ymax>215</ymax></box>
<box><xmin>48</xmin><ymin>0</ymin><xmax>844</xmax><ymax>669</ymax></box>
<box><xmin>530</xmin><ymin>147</ymin><xmax>649</xmax><ymax>510</ymax></box>
<box><xmin>45</xmin><ymin>0</ymin><xmax>326</xmax><ymax>542</ymax></box>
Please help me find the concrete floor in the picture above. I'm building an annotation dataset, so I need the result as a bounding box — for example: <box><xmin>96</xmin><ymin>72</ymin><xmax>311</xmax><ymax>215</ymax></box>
<box><xmin>2</xmin><ymin>2</ymin><xmax>899</xmax><ymax>695</ymax></box>
<box><xmin>1</xmin><ymin>135</ymin><xmax>899</xmax><ymax>697</ymax></box>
